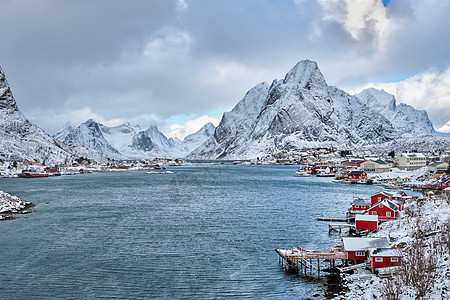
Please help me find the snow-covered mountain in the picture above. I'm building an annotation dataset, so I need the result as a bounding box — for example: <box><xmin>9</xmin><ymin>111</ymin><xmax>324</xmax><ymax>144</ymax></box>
<box><xmin>189</xmin><ymin>60</ymin><xmax>440</xmax><ymax>159</ymax></box>
<box><xmin>355</xmin><ymin>88</ymin><xmax>435</xmax><ymax>137</ymax></box>
<box><xmin>55</xmin><ymin>119</ymin><xmax>214</xmax><ymax>159</ymax></box>
<box><xmin>0</xmin><ymin>66</ymin><xmax>104</xmax><ymax>164</ymax></box>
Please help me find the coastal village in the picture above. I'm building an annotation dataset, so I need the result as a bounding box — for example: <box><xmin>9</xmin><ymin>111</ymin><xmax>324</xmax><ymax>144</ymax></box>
<box><xmin>1</xmin><ymin>148</ymin><xmax>449</xmax><ymax>298</ymax></box>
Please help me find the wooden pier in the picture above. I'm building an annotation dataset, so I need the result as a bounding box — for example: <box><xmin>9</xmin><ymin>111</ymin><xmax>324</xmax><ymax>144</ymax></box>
<box><xmin>316</xmin><ymin>217</ymin><xmax>348</xmax><ymax>222</ymax></box>
<box><xmin>328</xmin><ymin>223</ymin><xmax>355</xmax><ymax>233</ymax></box>
<box><xmin>275</xmin><ymin>246</ymin><xmax>346</xmax><ymax>276</ymax></box>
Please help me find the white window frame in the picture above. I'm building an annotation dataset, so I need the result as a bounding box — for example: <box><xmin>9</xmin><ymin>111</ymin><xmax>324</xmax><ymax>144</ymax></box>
<box><xmin>386</xmin><ymin>211</ymin><xmax>391</xmax><ymax>217</ymax></box>
<box><xmin>355</xmin><ymin>205</ymin><xmax>359</xmax><ymax>208</ymax></box>
<box><xmin>372</xmin><ymin>211</ymin><xmax>377</xmax><ymax>215</ymax></box>
<box><xmin>356</xmin><ymin>251</ymin><xmax>365</xmax><ymax>257</ymax></box>
<box><xmin>391</xmin><ymin>257</ymin><xmax>399</xmax><ymax>262</ymax></box>
<box><xmin>375</xmin><ymin>257</ymin><xmax>383</xmax><ymax>262</ymax></box>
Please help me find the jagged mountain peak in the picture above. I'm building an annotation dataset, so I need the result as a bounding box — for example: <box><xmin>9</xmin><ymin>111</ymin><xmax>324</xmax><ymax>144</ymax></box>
<box><xmin>189</xmin><ymin>60</ymin><xmax>437</xmax><ymax>159</ymax></box>
<box><xmin>282</xmin><ymin>60</ymin><xmax>326</xmax><ymax>88</ymax></box>
<box><xmin>0</xmin><ymin>66</ymin><xmax>19</xmax><ymax>111</ymax></box>
<box><xmin>357</xmin><ymin>88</ymin><xmax>396</xmax><ymax>111</ymax></box>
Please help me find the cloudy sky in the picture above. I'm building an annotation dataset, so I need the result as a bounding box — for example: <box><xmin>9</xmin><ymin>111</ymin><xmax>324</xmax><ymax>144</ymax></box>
<box><xmin>1</xmin><ymin>0</ymin><xmax>450</xmax><ymax>138</ymax></box>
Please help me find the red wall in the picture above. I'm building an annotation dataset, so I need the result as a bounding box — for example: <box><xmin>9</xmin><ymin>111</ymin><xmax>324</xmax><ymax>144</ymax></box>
<box><xmin>367</xmin><ymin>205</ymin><xmax>397</xmax><ymax>221</ymax></box>
<box><xmin>355</xmin><ymin>220</ymin><xmax>378</xmax><ymax>230</ymax></box>
<box><xmin>370</xmin><ymin>256</ymin><xmax>401</xmax><ymax>268</ymax></box>
<box><xmin>347</xmin><ymin>251</ymin><xmax>368</xmax><ymax>260</ymax></box>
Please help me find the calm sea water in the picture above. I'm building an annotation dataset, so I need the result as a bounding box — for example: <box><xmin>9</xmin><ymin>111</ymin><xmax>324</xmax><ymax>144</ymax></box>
<box><xmin>0</xmin><ymin>165</ymin><xmax>384</xmax><ymax>299</ymax></box>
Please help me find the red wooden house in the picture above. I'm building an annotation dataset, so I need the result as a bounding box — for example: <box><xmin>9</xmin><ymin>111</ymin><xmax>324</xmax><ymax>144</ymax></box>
<box><xmin>350</xmin><ymin>198</ymin><xmax>371</xmax><ymax>214</ymax></box>
<box><xmin>342</xmin><ymin>237</ymin><xmax>390</xmax><ymax>261</ymax></box>
<box><xmin>363</xmin><ymin>199</ymin><xmax>399</xmax><ymax>221</ymax></box>
<box><xmin>342</xmin><ymin>159</ymin><xmax>366</xmax><ymax>167</ymax></box>
<box><xmin>355</xmin><ymin>214</ymin><xmax>378</xmax><ymax>231</ymax></box>
<box><xmin>368</xmin><ymin>248</ymin><xmax>401</xmax><ymax>268</ymax></box>
<box><xmin>440</xmin><ymin>175</ymin><xmax>450</xmax><ymax>187</ymax></box>
<box><xmin>370</xmin><ymin>190</ymin><xmax>408</xmax><ymax>210</ymax></box>
<box><xmin>347</xmin><ymin>171</ymin><xmax>368</xmax><ymax>180</ymax></box>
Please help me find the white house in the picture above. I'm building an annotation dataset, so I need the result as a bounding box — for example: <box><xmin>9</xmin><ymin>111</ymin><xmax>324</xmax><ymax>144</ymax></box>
<box><xmin>394</xmin><ymin>153</ymin><xmax>426</xmax><ymax>171</ymax></box>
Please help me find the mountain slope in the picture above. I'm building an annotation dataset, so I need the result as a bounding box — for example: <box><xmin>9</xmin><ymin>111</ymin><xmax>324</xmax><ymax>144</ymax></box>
<box><xmin>356</xmin><ymin>88</ymin><xmax>435</xmax><ymax>137</ymax></box>
<box><xmin>0</xmin><ymin>66</ymin><xmax>103</xmax><ymax>164</ymax></box>
<box><xmin>55</xmin><ymin>119</ymin><xmax>214</xmax><ymax>159</ymax></box>
<box><xmin>189</xmin><ymin>60</ymin><xmax>436</xmax><ymax>159</ymax></box>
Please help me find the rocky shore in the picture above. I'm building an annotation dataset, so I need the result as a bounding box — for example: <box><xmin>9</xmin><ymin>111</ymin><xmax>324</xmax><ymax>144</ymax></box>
<box><xmin>0</xmin><ymin>190</ymin><xmax>34</xmax><ymax>220</ymax></box>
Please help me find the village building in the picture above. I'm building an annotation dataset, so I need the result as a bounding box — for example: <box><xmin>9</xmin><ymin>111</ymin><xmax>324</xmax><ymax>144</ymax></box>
<box><xmin>360</xmin><ymin>159</ymin><xmax>391</xmax><ymax>173</ymax></box>
<box><xmin>341</xmin><ymin>159</ymin><xmax>366</xmax><ymax>168</ymax></box>
<box><xmin>428</xmin><ymin>161</ymin><xmax>449</xmax><ymax>173</ymax></box>
<box><xmin>350</xmin><ymin>198</ymin><xmax>371</xmax><ymax>214</ymax></box>
<box><xmin>363</xmin><ymin>199</ymin><xmax>399</xmax><ymax>221</ymax></box>
<box><xmin>370</xmin><ymin>190</ymin><xmax>408</xmax><ymax>210</ymax></box>
<box><xmin>368</xmin><ymin>248</ymin><xmax>402</xmax><ymax>269</ymax></box>
<box><xmin>434</xmin><ymin>169</ymin><xmax>446</xmax><ymax>179</ymax></box>
<box><xmin>394</xmin><ymin>153</ymin><xmax>426</xmax><ymax>171</ymax></box>
<box><xmin>347</xmin><ymin>171</ymin><xmax>368</xmax><ymax>181</ymax></box>
<box><xmin>440</xmin><ymin>175</ymin><xmax>450</xmax><ymax>187</ymax></box>
<box><xmin>355</xmin><ymin>214</ymin><xmax>378</xmax><ymax>231</ymax></box>
<box><xmin>342</xmin><ymin>237</ymin><xmax>390</xmax><ymax>261</ymax></box>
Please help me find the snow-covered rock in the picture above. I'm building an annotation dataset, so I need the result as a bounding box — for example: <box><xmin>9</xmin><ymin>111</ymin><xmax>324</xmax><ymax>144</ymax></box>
<box><xmin>0</xmin><ymin>190</ymin><xmax>31</xmax><ymax>214</ymax></box>
<box><xmin>55</xmin><ymin>119</ymin><xmax>214</xmax><ymax>159</ymax></box>
<box><xmin>356</xmin><ymin>88</ymin><xmax>435</xmax><ymax>137</ymax></box>
<box><xmin>190</xmin><ymin>60</ymin><xmax>410</xmax><ymax>159</ymax></box>
<box><xmin>0</xmin><ymin>66</ymin><xmax>103</xmax><ymax>164</ymax></box>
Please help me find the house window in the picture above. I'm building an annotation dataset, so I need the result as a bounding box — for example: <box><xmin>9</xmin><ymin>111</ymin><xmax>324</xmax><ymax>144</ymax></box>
<box><xmin>356</xmin><ymin>251</ymin><xmax>365</xmax><ymax>256</ymax></box>
<box><xmin>379</xmin><ymin>204</ymin><xmax>383</xmax><ymax>208</ymax></box>
<box><xmin>391</xmin><ymin>257</ymin><xmax>399</xmax><ymax>262</ymax></box>
<box><xmin>378</xmin><ymin>197</ymin><xmax>382</xmax><ymax>201</ymax></box>
<box><xmin>372</xmin><ymin>211</ymin><xmax>377</xmax><ymax>215</ymax></box>
<box><xmin>361</xmin><ymin>206</ymin><xmax>365</xmax><ymax>208</ymax></box>
<box><xmin>375</xmin><ymin>257</ymin><xmax>383</xmax><ymax>262</ymax></box>
<box><xmin>386</xmin><ymin>212</ymin><xmax>391</xmax><ymax>217</ymax></box>
<box><xmin>355</xmin><ymin>205</ymin><xmax>359</xmax><ymax>208</ymax></box>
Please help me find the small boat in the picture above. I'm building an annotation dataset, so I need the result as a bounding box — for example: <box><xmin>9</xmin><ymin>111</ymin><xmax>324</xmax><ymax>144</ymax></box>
<box><xmin>296</xmin><ymin>170</ymin><xmax>311</xmax><ymax>177</ymax></box>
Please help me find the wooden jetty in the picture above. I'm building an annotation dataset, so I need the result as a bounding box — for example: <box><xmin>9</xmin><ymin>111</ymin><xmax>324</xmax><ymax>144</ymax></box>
<box><xmin>316</xmin><ymin>217</ymin><xmax>348</xmax><ymax>222</ymax></box>
<box><xmin>328</xmin><ymin>223</ymin><xmax>355</xmax><ymax>233</ymax></box>
<box><xmin>275</xmin><ymin>246</ymin><xmax>346</xmax><ymax>276</ymax></box>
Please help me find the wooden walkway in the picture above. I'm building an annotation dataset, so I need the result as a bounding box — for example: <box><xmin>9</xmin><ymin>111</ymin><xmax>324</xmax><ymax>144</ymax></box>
<box><xmin>275</xmin><ymin>246</ymin><xmax>346</xmax><ymax>275</ymax></box>
<box><xmin>328</xmin><ymin>223</ymin><xmax>355</xmax><ymax>233</ymax></box>
<box><xmin>337</xmin><ymin>262</ymin><xmax>368</xmax><ymax>273</ymax></box>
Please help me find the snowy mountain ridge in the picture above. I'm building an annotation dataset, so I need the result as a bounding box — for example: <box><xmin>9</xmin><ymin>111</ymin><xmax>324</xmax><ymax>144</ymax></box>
<box><xmin>189</xmin><ymin>60</ymin><xmax>441</xmax><ymax>159</ymax></box>
<box><xmin>0</xmin><ymin>66</ymin><xmax>104</xmax><ymax>164</ymax></box>
<box><xmin>55</xmin><ymin>119</ymin><xmax>215</xmax><ymax>159</ymax></box>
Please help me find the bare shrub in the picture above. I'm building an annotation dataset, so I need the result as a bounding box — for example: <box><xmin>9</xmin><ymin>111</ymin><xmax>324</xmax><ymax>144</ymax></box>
<box><xmin>381</xmin><ymin>277</ymin><xmax>402</xmax><ymax>300</ymax></box>
<box><xmin>398</xmin><ymin>220</ymin><xmax>439</xmax><ymax>299</ymax></box>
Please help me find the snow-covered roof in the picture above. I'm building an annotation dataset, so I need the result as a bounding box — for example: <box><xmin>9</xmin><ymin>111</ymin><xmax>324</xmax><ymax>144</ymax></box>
<box><xmin>401</xmin><ymin>153</ymin><xmax>426</xmax><ymax>158</ymax></box>
<box><xmin>342</xmin><ymin>237</ymin><xmax>390</xmax><ymax>251</ymax></box>
<box><xmin>369</xmin><ymin>248</ymin><xmax>401</xmax><ymax>257</ymax></box>
<box><xmin>352</xmin><ymin>198</ymin><xmax>371</xmax><ymax>205</ymax></box>
<box><xmin>356</xmin><ymin>214</ymin><xmax>378</xmax><ymax>222</ymax></box>
<box><xmin>429</xmin><ymin>161</ymin><xmax>447</xmax><ymax>167</ymax></box>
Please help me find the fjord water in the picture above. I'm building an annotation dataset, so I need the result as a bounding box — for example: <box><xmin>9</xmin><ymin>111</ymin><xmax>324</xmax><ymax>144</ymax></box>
<box><xmin>0</xmin><ymin>165</ymin><xmax>383</xmax><ymax>299</ymax></box>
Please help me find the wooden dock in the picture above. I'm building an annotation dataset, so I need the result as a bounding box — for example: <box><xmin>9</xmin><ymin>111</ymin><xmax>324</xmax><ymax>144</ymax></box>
<box><xmin>275</xmin><ymin>246</ymin><xmax>346</xmax><ymax>276</ymax></box>
<box><xmin>328</xmin><ymin>223</ymin><xmax>355</xmax><ymax>233</ymax></box>
<box><xmin>316</xmin><ymin>217</ymin><xmax>348</xmax><ymax>222</ymax></box>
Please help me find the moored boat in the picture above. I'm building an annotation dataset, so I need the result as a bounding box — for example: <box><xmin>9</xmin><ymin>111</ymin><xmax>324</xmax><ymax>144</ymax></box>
<box><xmin>23</xmin><ymin>171</ymin><xmax>49</xmax><ymax>178</ymax></box>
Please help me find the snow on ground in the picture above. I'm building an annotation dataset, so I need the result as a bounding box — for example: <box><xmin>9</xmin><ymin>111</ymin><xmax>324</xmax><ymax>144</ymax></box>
<box><xmin>0</xmin><ymin>190</ymin><xmax>31</xmax><ymax>214</ymax></box>
<box><xmin>368</xmin><ymin>166</ymin><xmax>436</xmax><ymax>185</ymax></box>
<box><xmin>335</xmin><ymin>192</ymin><xmax>450</xmax><ymax>299</ymax></box>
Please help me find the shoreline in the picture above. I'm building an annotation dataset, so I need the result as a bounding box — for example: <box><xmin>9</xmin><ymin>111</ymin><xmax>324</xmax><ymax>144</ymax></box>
<box><xmin>0</xmin><ymin>190</ymin><xmax>34</xmax><ymax>221</ymax></box>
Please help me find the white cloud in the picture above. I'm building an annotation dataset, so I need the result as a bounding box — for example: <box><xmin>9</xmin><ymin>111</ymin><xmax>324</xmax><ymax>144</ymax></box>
<box><xmin>318</xmin><ymin>0</ymin><xmax>391</xmax><ymax>41</ymax></box>
<box><xmin>53</xmin><ymin>108</ymin><xmax>126</xmax><ymax>129</ymax></box>
<box><xmin>160</xmin><ymin>115</ymin><xmax>220</xmax><ymax>140</ymax></box>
